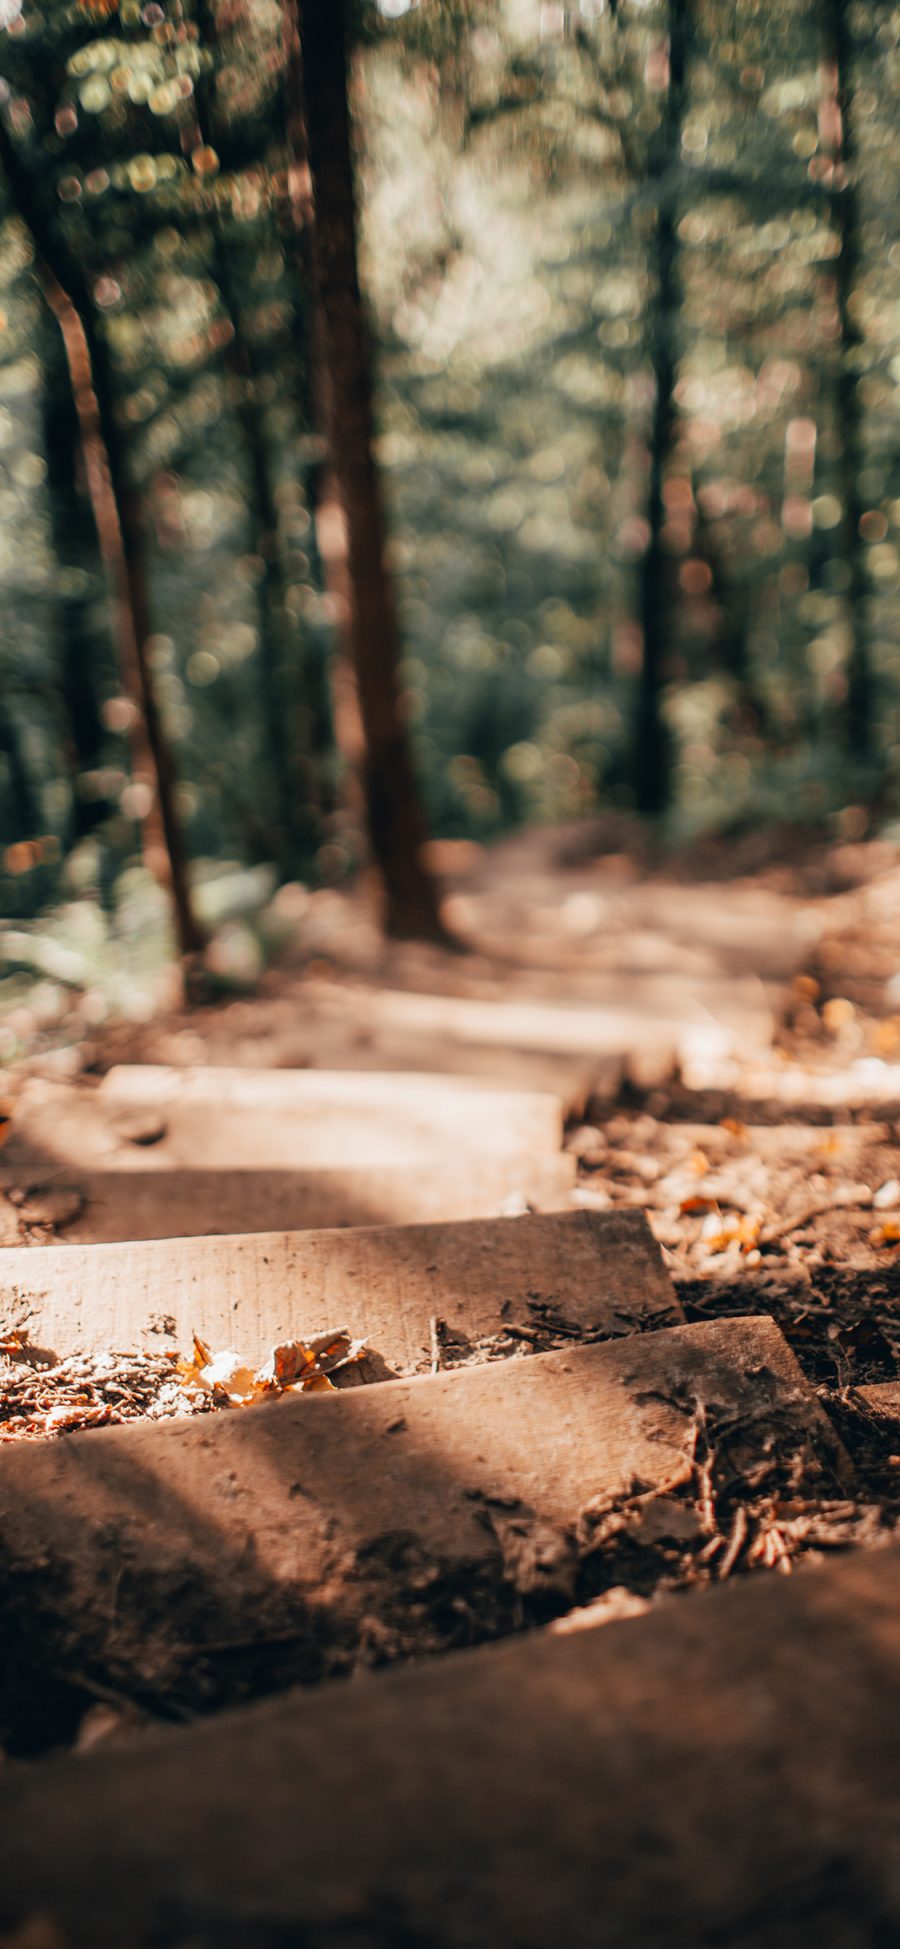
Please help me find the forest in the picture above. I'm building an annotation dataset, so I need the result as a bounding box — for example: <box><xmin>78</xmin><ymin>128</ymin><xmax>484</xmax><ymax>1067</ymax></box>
<box><xmin>5</xmin><ymin>4</ymin><xmax>900</xmax><ymax>1929</ymax></box>
<box><xmin>0</xmin><ymin>0</ymin><xmax>898</xmax><ymax>997</ymax></box>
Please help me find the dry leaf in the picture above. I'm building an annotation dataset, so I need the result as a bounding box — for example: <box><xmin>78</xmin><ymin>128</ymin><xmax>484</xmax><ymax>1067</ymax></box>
<box><xmin>177</xmin><ymin>1326</ymin><xmax>367</xmax><ymax>1407</ymax></box>
<box><xmin>822</xmin><ymin>996</ymin><xmax>855</xmax><ymax>1035</ymax></box>
<box><xmin>680</xmin><ymin>1194</ymin><xmax>717</xmax><ymax>1215</ymax></box>
<box><xmin>874</xmin><ymin>1018</ymin><xmax>900</xmax><ymax>1058</ymax></box>
<box><xmin>291</xmin><ymin>1372</ymin><xmax>335</xmax><ymax>1394</ymax></box>
<box><xmin>719</xmin><ymin>1117</ymin><xmax>747</xmax><ymax>1140</ymax></box>
<box><xmin>870</xmin><ymin>1221</ymin><xmax>900</xmax><ymax>1248</ymax></box>
<box><xmin>0</xmin><ymin>1328</ymin><xmax>29</xmax><ymax>1359</ymax></box>
<box><xmin>688</xmin><ymin>1149</ymin><xmax>711</xmax><ymax>1176</ymax></box>
<box><xmin>699</xmin><ymin>1211</ymin><xmax>763</xmax><ymax>1254</ymax></box>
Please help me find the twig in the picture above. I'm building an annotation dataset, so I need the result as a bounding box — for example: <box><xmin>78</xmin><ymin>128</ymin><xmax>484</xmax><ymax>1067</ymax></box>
<box><xmin>761</xmin><ymin>1197</ymin><xmax>870</xmax><ymax>1245</ymax></box>
<box><xmin>429</xmin><ymin>1315</ymin><xmax>444</xmax><ymax>1375</ymax></box>
<box><xmin>717</xmin><ymin>1503</ymin><xmax>748</xmax><ymax>1580</ymax></box>
<box><xmin>691</xmin><ymin>1402</ymin><xmax>718</xmax><ymax>1536</ymax></box>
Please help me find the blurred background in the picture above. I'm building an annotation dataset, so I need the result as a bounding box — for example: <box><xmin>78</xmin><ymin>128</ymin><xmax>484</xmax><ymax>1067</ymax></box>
<box><xmin>0</xmin><ymin>0</ymin><xmax>897</xmax><ymax>1038</ymax></box>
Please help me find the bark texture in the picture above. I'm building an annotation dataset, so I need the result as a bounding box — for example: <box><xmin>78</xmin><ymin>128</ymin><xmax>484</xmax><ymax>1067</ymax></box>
<box><xmin>631</xmin><ymin>0</ymin><xmax>690</xmax><ymax>817</ymax></box>
<box><xmin>0</xmin><ymin>115</ymin><xmax>203</xmax><ymax>955</ymax></box>
<box><xmin>291</xmin><ymin>0</ymin><xmax>444</xmax><ymax>939</ymax></box>
<box><xmin>822</xmin><ymin>1</ymin><xmax>870</xmax><ymax>755</ymax></box>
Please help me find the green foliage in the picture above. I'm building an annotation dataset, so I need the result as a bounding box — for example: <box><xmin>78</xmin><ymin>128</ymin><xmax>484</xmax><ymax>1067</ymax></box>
<box><xmin>1</xmin><ymin>0</ymin><xmax>900</xmax><ymax>925</ymax></box>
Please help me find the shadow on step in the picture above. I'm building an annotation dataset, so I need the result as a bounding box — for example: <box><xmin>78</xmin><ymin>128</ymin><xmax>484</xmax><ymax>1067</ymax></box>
<box><xmin>0</xmin><ymin>1128</ymin><xmax>574</xmax><ymax>1245</ymax></box>
<box><xmin>0</xmin><ymin>1318</ymin><xmax>850</xmax><ymax>1757</ymax></box>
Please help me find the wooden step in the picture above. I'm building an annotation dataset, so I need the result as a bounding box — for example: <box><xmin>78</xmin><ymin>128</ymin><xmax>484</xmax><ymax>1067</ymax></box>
<box><xmin>304</xmin><ymin>977</ymin><xmax>678</xmax><ymax>1065</ymax></box>
<box><xmin>98</xmin><ymin>1064</ymin><xmax>566</xmax><ymax>1162</ymax></box>
<box><xmin>309</xmin><ymin>1036</ymin><xmax>615</xmax><ymax>1119</ymax></box>
<box><xmin>3</xmin><ymin>1068</ymin><xmax>565</xmax><ymax>1178</ymax></box>
<box><xmin>0</xmin><ymin>1209</ymin><xmax>678</xmax><ymax>1366</ymax></box>
<box><xmin>304</xmin><ymin>975</ymin><xmax>779</xmax><ymax>1063</ymax></box>
<box><xmin>856</xmin><ymin>1381</ymin><xmax>900</xmax><ymax>1422</ymax></box>
<box><xmin>0</xmin><ymin>1317</ymin><xmax>847</xmax><ymax>1735</ymax></box>
<box><xmin>0</xmin><ymin>1154</ymin><xmax>576</xmax><ymax>1244</ymax></box>
<box><xmin>0</xmin><ymin>1542</ymin><xmax>892</xmax><ymax>1947</ymax></box>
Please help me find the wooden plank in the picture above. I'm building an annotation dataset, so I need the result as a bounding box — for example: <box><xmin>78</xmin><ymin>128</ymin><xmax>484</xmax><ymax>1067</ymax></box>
<box><xmin>305</xmin><ymin>981</ymin><xmax>687</xmax><ymax>1063</ymax></box>
<box><xmin>302</xmin><ymin>1031</ymin><xmax>617</xmax><ymax>1120</ymax></box>
<box><xmin>0</xmin><ymin>1209</ymin><xmax>679</xmax><ymax>1365</ymax></box>
<box><xmin>856</xmin><ymin>1381</ymin><xmax>900</xmax><ymax>1420</ymax></box>
<box><xmin>0</xmin><ymin>1070</ymin><xmax>566</xmax><ymax>1191</ymax></box>
<box><xmin>0</xmin><ymin>1155</ymin><xmax>577</xmax><ymax>1245</ymax></box>
<box><xmin>0</xmin><ymin>1319</ymin><xmax>847</xmax><ymax>1734</ymax></box>
<box><xmin>0</xmin><ymin>1491</ymin><xmax>889</xmax><ymax>1948</ymax></box>
<box><xmin>93</xmin><ymin>1065</ymin><xmax>565</xmax><ymax>1162</ymax></box>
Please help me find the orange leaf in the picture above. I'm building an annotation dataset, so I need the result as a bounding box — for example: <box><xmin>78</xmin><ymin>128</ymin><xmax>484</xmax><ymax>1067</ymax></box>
<box><xmin>870</xmin><ymin>1222</ymin><xmax>900</xmax><ymax>1247</ymax></box>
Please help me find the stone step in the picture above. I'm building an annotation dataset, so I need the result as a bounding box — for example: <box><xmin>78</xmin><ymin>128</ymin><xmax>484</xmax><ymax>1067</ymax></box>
<box><xmin>0</xmin><ymin>1543</ymin><xmax>892</xmax><ymax>1948</ymax></box>
<box><xmin>0</xmin><ymin>1208</ymin><xmax>678</xmax><ymax>1367</ymax></box>
<box><xmin>0</xmin><ymin>1317</ymin><xmax>847</xmax><ymax>1738</ymax></box>
<box><xmin>0</xmin><ymin>1154</ymin><xmax>577</xmax><ymax>1245</ymax></box>
<box><xmin>4</xmin><ymin>1067</ymin><xmax>565</xmax><ymax>1176</ymax></box>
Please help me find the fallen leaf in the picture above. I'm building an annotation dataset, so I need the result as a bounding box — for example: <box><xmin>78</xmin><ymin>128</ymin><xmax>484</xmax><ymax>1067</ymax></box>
<box><xmin>870</xmin><ymin>1221</ymin><xmax>900</xmax><ymax>1248</ymax></box>
<box><xmin>822</xmin><ymin>996</ymin><xmax>855</xmax><ymax>1035</ymax></box>
<box><xmin>874</xmin><ymin>1018</ymin><xmax>900</xmax><ymax>1058</ymax></box>
<box><xmin>177</xmin><ymin>1326</ymin><xmax>367</xmax><ymax>1407</ymax></box>
<box><xmin>699</xmin><ymin>1211</ymin><xmax>763</xmax><ymax>1254</ymax></box>
<box><xmin>291</xmin><ymin>1372</ymin><xmax>335</xmax><ymax>1394</ymax></box>
<box><xmin>0</xmin><ymin>1328</ymin><xmax>29</xmax><ymax>1359</ymax></box>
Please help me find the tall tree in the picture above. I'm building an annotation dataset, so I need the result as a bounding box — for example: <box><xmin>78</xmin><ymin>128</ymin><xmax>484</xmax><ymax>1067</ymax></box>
<box><xmin>190</xmin><ymin>0</ymin><xmax>325</xmax><ymax>877</ymax></box>
<box><xmin>40</xmin><ymin>334</ymin><xmax>115</xmax><ymax>842</ymax></box>
<box><xmin>289</xmin><ymin>0</ymin><xmax>445</xmax><ymax>940</ymax></box>
<box><xmin>0</xmin><ymin>112</ymin><xmax>204</xmax><ymax>957</ymax></box>
<box><xmin>629</xmin><ymin>0</ymin><xmax>690</xmax><ymax>816</ymax></box>
<box><xmin>821</xmin><ymin>0</ymin><xmax>870</xmax><ymax>756</ymax></box>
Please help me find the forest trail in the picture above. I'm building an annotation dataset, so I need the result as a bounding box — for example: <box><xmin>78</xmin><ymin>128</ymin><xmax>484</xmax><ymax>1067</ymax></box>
<box><xmin>2</xmin><ymin>826</ymin><xmax>900</xmax><ymax>1943</ymax></box>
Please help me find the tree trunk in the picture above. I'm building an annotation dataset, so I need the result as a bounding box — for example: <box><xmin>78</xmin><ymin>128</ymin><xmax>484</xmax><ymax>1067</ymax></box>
<box><xmin>289</xmin><ymin>0</ymin><xmax>445</xmax><ymax>940</ymax></box>
<box><xmin>631</xmin><ymin>0</ymin><xmax>690</xmax><ymax>816</ymax></box>
<box><xmin>821</xmin><ymin>0</ymin><xmax>870</xmax><ymax>756</ymax></box>
<box><xmin>0</xmin><ymin>117</ymin><xmax>204</xmax><ymax>956</ymax></box>
<box><xmin>0</xmin><ymin>693</ymin><xmax>41</xmax><ymax>843</ymax></box>
<box><xmin>40</xmin><ymin>346</ymin><xmax>115</xmax><ymax>841</ymax></box>
<box><xmin>191</xmin><ymin>0</ymin><xmax>324</xmax><ymax>874</ymax></box>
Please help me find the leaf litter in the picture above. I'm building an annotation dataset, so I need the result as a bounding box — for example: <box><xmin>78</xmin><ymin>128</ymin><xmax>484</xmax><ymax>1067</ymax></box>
<box><xmin>0</xmin><ymin>1325</ymin><xmax>366</xmax><ymax>1441</ymax></box>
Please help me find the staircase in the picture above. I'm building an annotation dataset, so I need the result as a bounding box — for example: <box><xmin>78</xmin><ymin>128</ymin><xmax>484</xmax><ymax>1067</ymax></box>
<box><xmin>0</xmin><ymin>1039</ymin><xmax>897</xmax><ymax>1946</ymax></box>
